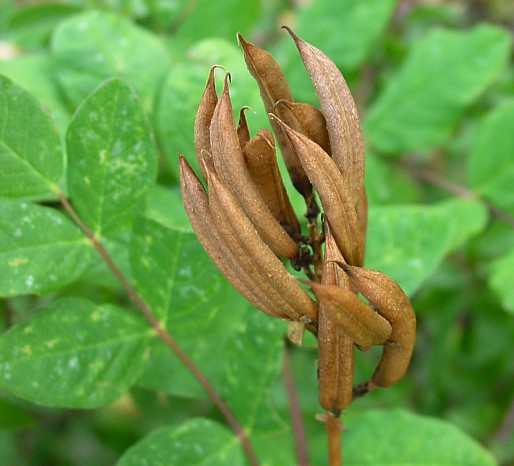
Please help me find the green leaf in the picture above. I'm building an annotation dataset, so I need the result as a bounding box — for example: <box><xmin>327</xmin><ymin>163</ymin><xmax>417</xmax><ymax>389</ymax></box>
<box><xmin>365</xmin><ymin>151</ymin><xmax>420</xmax><ymax>205</ymax></box>
<box><xmin>51</xmin><ymin>10</ymin><xmax>170</xmax><ymax>112</ymax></box>
<box><xmin>0</xmin><ymin>74</ymin><xmax>64</xmax><ymax>197</ymax></box>
<box><xmin>468</xmin><ymin>101</ymin><xmax>514</xmax><ymax>210</ymax></box>
<box><xmin>66</xmin><ymin>78</ymin><xmax>157</xmax><ymax>238</ymax></box>
<box><xmin>296</xmin><ymin>0</ymin><xmax>396</xmax><ymax>70</ymax></box>
<box><xmin>145</xmin><ymin>185</ymin><xmax>192</xmax><ymax>232</ymax></box>
<box><xmin>131</xmin><ymin>217</ymin><xmax>286</xmax><ymax>435</ymax></box>
<box><xmin>156</xmin><ymin>62</ymin><xmax>208</xmax><ymax>181</ymax></box>
<box><xmin>220</xmin><ymin>311</ymin><xmax>286</xmax><ymax>433</ymax></box>
<box><xmin>489</xmin><ymin>247</ymin><xmax>514</xmax><ymax>314</ymax></box>
<box><xmin>343</xmin><ymin>409</ymin><xmax>496</xmax><ymax>466</ymax></box>
<box><xmin>0</xmin><ymin>297</ymin><xmax>151</xmax><ymax>408</ymax></box>
<box><xmin>171</xmin><ymin>0</ymin><xmax>260</xmax><ymax>47</ymax></box>
<box><xmin>366</xmin><ymin>199</ymin><xmax>488</xmax><ymax>295</ymax></box>
<box><xmin>7</xmin><ymin>3</ymin><xmax>81</xmax><ymax>49</ymax></box>
<box><xmin>0</xmin><ymin>55</ymin><xmax>71</xmax><ymax>134</ymax></box>
<box><xmin>117</xmin><ymin>418</ymin><xmax>245</xmax><ymax>466</ymax></box>
<box><xmin>130</xmin><ymin>217</ymin><xmax>229</xmax><ymax>323</ymax></box>
<box><xmin>0</xmin><ymin>199</ymin><xmax>91</xmax><ymax>297</ymax></box>
<box><xmin>436</xmin><ymin>198</ymin><xmax>489</xmax><ymax>250</ymax></box>
<box><xmin>130</xmin><ymin>217</ymin><xmax>246</xmax><ymax>396</ymax></box>
<box><xmin>365</xmin><ymin>24</ymin><xmax>512</xmax><ymax>154</ymax></box>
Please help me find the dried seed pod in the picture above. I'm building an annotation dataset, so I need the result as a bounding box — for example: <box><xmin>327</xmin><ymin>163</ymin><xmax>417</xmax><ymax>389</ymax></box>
<box><xmin>317</xmin><ymin>226</ymin><xmax>354</xmax><ymax>416</ymax></box>
<box><xmin>274</xmin><ymin>100</ymin><xmax>331</xmax><ymax>155</ymax></box>
<box><xmin>237</xmin><ymin>33</ymin><xmax>313</xmax><ymax>201</ymax></box>
<box><xmin>309</xmin><ymin>281</ymin><xmax>392</xmax><ymax>351</ymax></box>
<box><xmin>179</xmin><ymin>155</ymin><xmax>290</xmax><ymax>319</ymax></box>
<box><xmin>284</xmin><ymin>27</ymin><xmax>365</xmax><ymax>206</ymax></box>
<box><xmin>272</xmin><ymin>116</ymin><xmax>364</xmax><ymax>266</ymax></box>
<box><xmin>207</xmin><ymin>169</ymin><xmax>318</xmax><ymax>323</ymax></box>
<box><xmin>209</xmin><ymin>74</ymin><xmax>299</xmax><ymax>259</ymax></box>
<box><xmin>194</xmin><ymin>66</ymin><xmax>218</xmax><ymax>180</ymax></box>
<box><xmin>341</xmin><ymin>264</ymin><xmax>416</xmax><ymax>387</ymax></box>
<box><xmin>356</xmin><ymin>186</ymin><xmax>368</xmax><ymax>248</ymax></box>
<box><xmin>237</xmin><ymin>106</ymin><xmax>251</xmax><ymax>149</ymax></box>
<box><xmin>243</xmin><ymin>128</ymin><xmax>300</xmax><ymax>235</ymax></box>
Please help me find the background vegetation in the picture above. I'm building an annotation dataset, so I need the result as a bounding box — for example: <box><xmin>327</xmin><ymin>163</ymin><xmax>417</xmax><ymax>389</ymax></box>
<box><xmin>0</xmin><ymin>0</ymin><xmax>513</xmax><ymax>465</ymax></box>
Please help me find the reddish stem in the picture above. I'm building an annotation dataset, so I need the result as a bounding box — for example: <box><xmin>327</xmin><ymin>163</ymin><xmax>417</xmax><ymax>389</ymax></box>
<box><xmin>325</xmin><ymin>414</ymin><xmax>342</xmax><ymax>466</ymax></box>
<box><xmin>282</xmin><ymin>345</ymin><xmax>309</xmax><ymax>466</ymax></box>
<box><xmin>58</xmin><ymin>192</ymin><xmax>260</xmax><ymax>466</ymax></box>
<box><xmin>407</xmin><ymin>161</ymin><xmax>514</xmax><ymax>229</ymax></box>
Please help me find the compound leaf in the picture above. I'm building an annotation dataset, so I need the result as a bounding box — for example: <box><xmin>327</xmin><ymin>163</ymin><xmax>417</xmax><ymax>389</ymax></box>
<box><xmin>66</xmin><ymin>78</ymin><xmax>157</xmax><ymax>238</ymax></box>
<box><xmin>366</xmin><ymin>199</ymin><xmax>488</xmax><ymax>296</ymax></box>
<box><xmin>343</xmin><ymin>410</ymin><xmax>496</xmax><ymax>466</ymax></box>
<box><xmin>52</xmin><ymin>10</ymin><xmax>169</xmax><ymax>112</ymax></box>
<box><xmin>296</xmin><ymin>0</ymin><xmax>396</xmax><ymax>70</ymax></box>
<box><xmin>365</xmin><ymin>25</ymin><xmax>512</xmax><ymax>154</ymax></box>
<box><xmin>117</xmin><ymin>418</ymin><xmax>245</xmax><ymax>466</ymax></box>
<box><xmin>0</xmin><ymin>297</ymin><xmax>152</xmax><ymax>408</ymax></box>
<box><xmin>0</xmin><ymin>74</ymin><xmax>64</xmax><ymax>197</ymax></box>
<box><xmin>0</xmin><ymin>199</ymin><xmax>91</xmax><ymax>297</ymax></box>
<box><xmin>468</xmin><ymin>101</ymin><xmax>514</xmax><ymax>210</ymax></box>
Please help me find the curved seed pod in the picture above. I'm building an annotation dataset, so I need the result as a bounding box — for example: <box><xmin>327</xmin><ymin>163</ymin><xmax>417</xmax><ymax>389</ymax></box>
<box><xmin>356</xmin><ymin>185</ymin><xmax>368</xmax><ymax>249</ymax></box>
<box><xmin>341</xmin><ymin>264</ymin><xmax>416</xmax><ymax>387</ymax></box>
<box><xmin>194</xmin><ymin>66</ymin><xmax>218</xmax><ymax>180</ymax></box>
<box><xmin>309</xmin><ymin>281</ymin><xmax>392</xmax><ymax>351</ymax></box>
<box><xmin>207</xmin><ymin>169</ymin><xmax>318</xmax><ymax>323</ymax></box>
<box><xmin>237</xmin><ymin>33</ymin><xmax>312</xmax><ymax>200</ymax></box>
<box><xmin>272</xmin><ymin>116</ymin><xmax>363</xmax><ymax>266</ymax></box>
<box><xmin>275</xmin><ymin>100</ymin><xmax>331</xmax><ymax>155</ymax></box>
<box><xmin>244</xmin><ymin>128</ymin><xmax>300</xmax><ymax>235</ymax></box>
<box><xmin>179</xmin><ymin>155</ymin><xmax>290</xmax><ymax>319</ymax></box>
<box><xmin>317</xmin><ymin>226</ymin><xmax>354</xmax><ymax>415</ymax></box>
<box><xmin>237</xmin><ymin>106</ymin><xmax>251</xmax><ymax>149</ymax></box>
<box><xmin>284</xmin><ymin>27</ymin><xmax>365</xmax><ymax>206</ymax></box>
<box><xmin>209</xmin><ymin>74</ymin><xmax>299</xmax><ymax>259</ymax></box>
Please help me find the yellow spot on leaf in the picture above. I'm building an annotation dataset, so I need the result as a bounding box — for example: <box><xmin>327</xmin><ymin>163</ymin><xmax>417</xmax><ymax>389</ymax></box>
<box><xmin>46</xmin><ymin>339</ymin><xmax>58</xmax><ymax>349</ymax></box>
<box><xmin>9</xmin><ymin>257</ymin><xmax>28</xmax><ymax>267</ymax></box>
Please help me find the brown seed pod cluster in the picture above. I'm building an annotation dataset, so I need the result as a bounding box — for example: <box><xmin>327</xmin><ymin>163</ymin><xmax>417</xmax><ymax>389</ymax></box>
<box><xmin>179</xmin><ymin>29</ymin><xmax>416</xmax><ymax>417</ymax></box>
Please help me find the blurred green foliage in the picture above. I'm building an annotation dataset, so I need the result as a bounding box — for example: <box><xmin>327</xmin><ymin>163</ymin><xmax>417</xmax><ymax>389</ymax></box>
<box><xmin>0</xmin><ymin>0</ymin><xmax>513</xmax><ymax>465</ymax></box>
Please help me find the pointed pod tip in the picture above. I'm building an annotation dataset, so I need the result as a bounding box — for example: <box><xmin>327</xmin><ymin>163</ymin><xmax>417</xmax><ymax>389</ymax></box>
<box><xmin>268</xmin><ymin>113</ymin><xmax>297</xmax><ymax>140</ymax></box>
<box><xmin>273</xmin><ymin>98</ymin><xmax>290</xmax><ymax>111</ymax></box>
<box><xmin>281</xmin><ymin>25</ymin><xmax>299</xmax><ymax>41</ymax></box>
<box><xmin>238</xmin><ymin>105</ymin><xmax>255</xmax><ymax>117</ymax></box>
<box><xmin>330</xmin><ymin>260</ymin><xmax>351</xmax><ymax>274</ymax></box>
<box><xmin>217</xmin><ymin>72</ymin><xmax>233</xmax><ymax>106</ymax></box>
<box><xmin>178</xmin><ymin>153</ymin><xmax>190</xmax><ymax>174</ymax></box>
<box><xmin>236</xmin><ymin>32</ymin><xmax>247</xmax><ymax>47</ymax></box>
<box><xmin>268</xmin><ymin>112</ymin><xmax>281</xmax><ymax>124</ymax></box>
<box><xmin>209</xmin><ymin>64</ymin><xmax>226</xmax><ymax>78</ymax></box>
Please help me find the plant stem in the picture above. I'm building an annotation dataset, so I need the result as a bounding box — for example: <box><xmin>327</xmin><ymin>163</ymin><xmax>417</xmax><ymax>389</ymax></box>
<box><xmin>325</xmin><ymin>414</ymin><xmax>342</xmax><ymax>466</ymax></box>
<box><xmin>57</xmin><ymin>192</ymin><xmax>260</xmax><ymax>466</ymax></box>
<box><xmin>282</xmin><ymin>345</ymin><xmax>309</xmax><ymax>466</ymax></box>
<box><xmin>406</xmin><ymin>161</ymin><xmax>514</xmax><ymax>229</ymax></box>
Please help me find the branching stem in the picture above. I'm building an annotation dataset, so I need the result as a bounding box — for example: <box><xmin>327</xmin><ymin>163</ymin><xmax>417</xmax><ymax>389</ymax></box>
<box><xmin>57</xmin><ymin>192</ymin><xmax>260</xmax><ymax>466</ymax></box>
